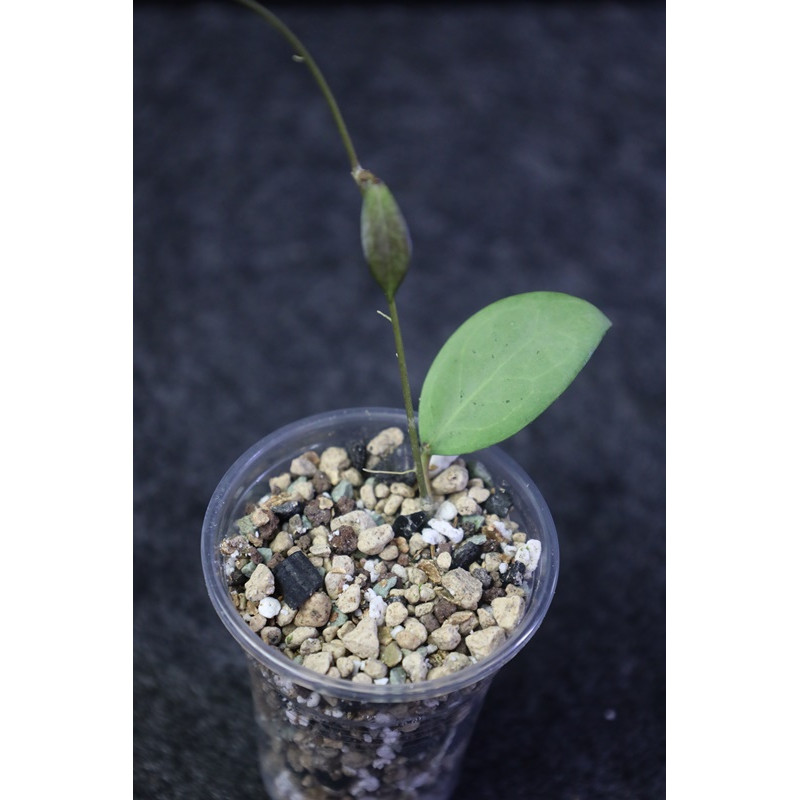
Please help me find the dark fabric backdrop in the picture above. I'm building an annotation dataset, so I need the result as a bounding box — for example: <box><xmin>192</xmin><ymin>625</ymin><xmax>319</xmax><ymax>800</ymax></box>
<box><xmin>134</xmin><ymin>2</ymin><xmax>665</xmax><ymax>797</ymax></box>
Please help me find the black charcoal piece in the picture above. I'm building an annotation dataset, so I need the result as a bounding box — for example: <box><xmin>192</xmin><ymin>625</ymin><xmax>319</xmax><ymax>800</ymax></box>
<box><xmin>503</xmin><ymin>561</ymin><xmax>527</xmax><ymax>587</ymax></box>
<box><xmin>392</xmin><ymin>511</ymin><xmax>428</xmax><ymax>539</ymax></box>
<box><xmin>484</xmin><ymin>487</ymin><xmax>513</xmax><ymax>517</ymax></box>
<box><xmin>347</xmin><ymin>440</ymin><xmax>367</xmax><ymax>471</ymax></box>
<box><xmin>451</xmin><ymin>540</ymin><xmax>482</xmax><ymax>570</ymax></box>
<box><xmin>272</xmin><ymin>499</ymin><xmax>303</xmax><ymax>521</ymax></box>
<box><xmin>273</xmin><ymin>551</ymin><xmax>324</xmax><ymax>608</ymax></box>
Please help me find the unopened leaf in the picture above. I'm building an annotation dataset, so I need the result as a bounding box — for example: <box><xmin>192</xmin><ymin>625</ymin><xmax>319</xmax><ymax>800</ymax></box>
<box><xmin>418</xmin><ymin>292</ymin><xmax>611</xmax><ymax>454</ymax></box>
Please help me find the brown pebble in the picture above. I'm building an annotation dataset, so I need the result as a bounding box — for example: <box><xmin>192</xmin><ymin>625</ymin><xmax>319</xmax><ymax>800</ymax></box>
<box><xmin>335</xmin><ymin>496</ymin><xmax>356</xmax><ymax>515</ymax></box>
<box><xmin>482</xmin><ymin>586</ymin><xmax>506</xmax><ymax>603</ymax></box>
<box><xmin>296</xmin><ymin>534</ymin><xmax>311</xmax><ymax>551</ymax></box>
<box><xmin>305</xmin><ymin>497</ymin><xmax>332</xmax><ymax>526</ymax></box>
<box><xmin>482</xmin><ymin>539</ymin><xmax>501</xmax><ymax>553</ymax></box>
<box><xmin>312</xmin><ymin>471</ymin><xmax>332</xmax><ymax>494</ymax></box>
<box><xmin>433</xmin><ymin>598</ymin><xmax>458</xmax><ymax>624</ymax></box>
<box><xmin>266</xmin><ymin>553</ymin><xmax>286</xmax><ymax>570</ymax></box>
<box><xmin>396</xmin><ymin>552</ymin><xmax>410</xmax><ymax>567</ymax></box>
<box><xmin>419</xmin><ymin>612</ymin><xmax>440</xmax><ymax>633</ymax></box>
<box><xmin>329</xmin><ymin>525</ymin><xmax>358</xmax><ymax>555</ymax></box>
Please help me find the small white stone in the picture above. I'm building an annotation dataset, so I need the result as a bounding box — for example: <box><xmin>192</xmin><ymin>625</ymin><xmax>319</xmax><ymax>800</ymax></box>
<box><xmin>441</xmin><ymin>568</ymin><xmax>483</xmax><ymax>610</ymax></box>
<box><xmin>295</xmin><ymin>593</ymin><xmax>333</xmax><ymax>628</ymax></box>
<box><xmin>285</xmin><ymin>626</ymin><xmax>318</xmax><ymax>646</ymax></box>
<box><xmin>303</xmin><ymin>651</ymin><xmax>332</xmax><ymax>675</ymax></box>
<box><xmin>436</xmin><ymin>552</ymin><xmax>452</xmax><ymax>571</ymax></box>
<box><xmin>491</xmin><ymin>595</ymin><xmax>526</xmax><ymax>631</ymax></box>
<box><xmin>244</xmin><ymin>564</ymin><xmax>275</xmax><ymax>603</ymax></box>
<box><xmin>289</xmin><ymin>455</ymin><xmax>317</xmax><ymax>477</ymax></box>
<box><xmin>337</xmin><ymin>583</ymin><xmax>362</xmax><ymax>614</ymax></box>
<box><xmin>330</xmin><ymin>509</ymin><xmax>376</xmax><ymax>533</ymax></box>
<box><xmin>384</xmin><ymin>602</ymin><xmax>409</xmax><ymax>628</ymax></box>
<box><xmin>395</xmin><ymin>618</ymin><xmax>428</xmax><ymax>650</ymax></box>
<box><xmin>431</xmin><ymin>464</ymin><xmax>469</xmax><ymax>495</ymax></box>
<box><xmin>341</xmin><ymin>617</ymin><xmax>380</xmax><ymax>660</ymax></box>
<box><xmin>401</xmin><ymin>650</ymin><xmax>429</xmax><ymax>682</ymax></box>
<box><xmin>319</xmin><ymin>446</ymin><xmax>350</xmax><ymax>484</ymax></box>
<box><xmin>455</xmin><ymin>495</ymin><xmax>480</xmax><ymax>516</ymax></box>
<box><xmin>367</xmin><ymin>427</ymin><xmax>404</xmax><ymax>457</ymax></box>
<box><xmin>331</xmin><ymin>555</ymin><xmax>355</xmax><ymax>575</ymax></box>
<box><xmin>257</xmin><ymin>596</ymin><xmax>282</xmax><ymax>619</ymax></box>
<box><xmin>429</xmin><ymin>623</ymin><xmax>461</xmax><ymax>651</ymax></box>
<box><xmin>465</xmin><ymin>626</ymin><xmax>506</xmax><ymax>660</ymax></box>
<box><xmin>358</xmin><ymin>524</ymin><xmax>395</xmax><ymax>556</ymax></box>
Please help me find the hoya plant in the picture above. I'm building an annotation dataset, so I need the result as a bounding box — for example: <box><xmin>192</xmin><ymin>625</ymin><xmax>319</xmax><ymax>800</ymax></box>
<box><xmin>236</xmin><ymin>1</ymin><xmax>611</xmax><ymax>500</ymax></box>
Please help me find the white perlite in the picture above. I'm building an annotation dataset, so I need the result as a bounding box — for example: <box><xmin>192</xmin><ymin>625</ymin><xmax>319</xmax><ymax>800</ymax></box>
<box><xmin>426</xmin><ymin>517</ymin><xmax>464</xmax><ymax>544</ymax></box>
<box><xmin>364</xmin><ymin>588</ymin><xmax>387</xmax><ymax>624</ymax></box>
<box><xmin>514</xmin><ymin>538</ymin><xmax>542</xmax><ymax>570</ymax></box>
<box><xmin>257</xmin><ymin>596</ymin><xmax>281</xmax><ymax>619</ymax></box>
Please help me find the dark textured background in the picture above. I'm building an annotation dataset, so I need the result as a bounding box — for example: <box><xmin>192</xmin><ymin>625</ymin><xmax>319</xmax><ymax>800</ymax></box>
<box><xmin>134</xmin><ymin>2</ymin><xmax>665</xmax><ymax>797</ymax></box>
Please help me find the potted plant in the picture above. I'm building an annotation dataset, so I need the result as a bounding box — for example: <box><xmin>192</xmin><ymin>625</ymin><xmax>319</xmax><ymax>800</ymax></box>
<box><xmin>201</xmin><ymin>4</ymin><xmax>610</xmax><ymax>799</ymax></box>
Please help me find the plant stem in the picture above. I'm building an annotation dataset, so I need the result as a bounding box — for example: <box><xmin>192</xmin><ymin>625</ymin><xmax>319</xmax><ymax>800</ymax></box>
<box><xmin>237</xmin><ymin>1</ymin><xmax>431</xmax><ymax>502</ymax></box>
<box><xmin>387</xmin><ymin>295</ymin><xmax>431</xmax><ymax>503</ymax></box>
<box><xmin>234</xmin><ymin>0</ymin><xmax>361</xmax><ymax>172</ymax></box>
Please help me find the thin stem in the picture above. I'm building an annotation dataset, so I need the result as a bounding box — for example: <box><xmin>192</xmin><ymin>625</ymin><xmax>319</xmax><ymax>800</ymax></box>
<box><xmin>234</xmin><ymin>0</ymin><xmax>361</xmax><ymax>172</ymax></box>
<box><xmin>387</xmin><ymin>295</ymin><xmax>431</xmax><ymax>503</ymax></box>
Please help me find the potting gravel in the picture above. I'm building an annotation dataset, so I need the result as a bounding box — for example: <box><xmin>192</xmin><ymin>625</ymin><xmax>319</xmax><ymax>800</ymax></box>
<box><xmin>219</xmin><ymin>426</ymin><xmax>542</xmax><ymax>684</ymax></box>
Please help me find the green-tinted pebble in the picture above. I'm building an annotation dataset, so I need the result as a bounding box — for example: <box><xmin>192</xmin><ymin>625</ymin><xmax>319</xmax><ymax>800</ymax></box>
<box><xmin>257</xmin><ymin>548</ymin><xmax>273</xmax><ymax>561</ymax></box>
<box><xmin>241</xmin><ymin>561</ymin><xmax>256</xmax><ymax>578</ymax></box>
<box><xmin>235</xmin><ymin>516</ymin><xmax>256</xmax><ymax>536</ymax></box>
<box><xmin>330</xmin><ymin>611</ymin><xmax>348</xmax><ymax>628</ymax></box>
<box><xmin>287</xmin><ymin>476</ymin><xmax>308</xmax><ymax>495</ymax></box>
<box><xmin>331</xmin><ymin>480</ymin><xmax>353</xmax><ymax>502</ymax></box>
<box><xmin>462</xmin><ymin>517</ymin><xmax>485</xmax><ymax>532</ymax></box>
<box><xmin>467</xmin><ymin>460</ymin><xmax>494</xmax><ymax>487</ymax></box>
<box><xmin>373</xmin><ymin>577</ymin><xmax>398</xmax><ymax>597</ymax></box>
<box><xmin>388</xmin><ymin>666</ymin><xmax>407</xmax><ymax>684</ymax></box>
<box><xmin>381</xmin><ymin>641</ymin><xmax>402</xmax><ymax>667</ymax></box>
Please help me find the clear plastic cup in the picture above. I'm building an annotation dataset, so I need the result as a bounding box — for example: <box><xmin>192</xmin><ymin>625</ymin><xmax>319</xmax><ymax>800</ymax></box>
<box><xmin>201</xmin><ymin>407</ymin><xmax>559</xmax><ymax>800</ymax></box>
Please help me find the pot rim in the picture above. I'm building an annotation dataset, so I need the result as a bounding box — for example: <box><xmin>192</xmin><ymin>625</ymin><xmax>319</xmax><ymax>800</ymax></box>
<box><xmin>201</xmin><ymin>407</ymin><xmax>559</xmax><ymax>702</ymax></box>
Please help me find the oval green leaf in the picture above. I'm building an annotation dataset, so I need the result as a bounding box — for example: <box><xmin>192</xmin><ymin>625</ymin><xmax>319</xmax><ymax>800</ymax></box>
<box><xmin>418</xmin><ymin>292</ymin><xmax>611</xmax><ymax>455</ymax></box>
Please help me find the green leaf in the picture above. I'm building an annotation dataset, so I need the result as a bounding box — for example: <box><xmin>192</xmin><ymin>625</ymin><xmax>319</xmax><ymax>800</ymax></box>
<box><xmin>359</xmin><ymin>175</ymin><xmax>411</xmax><ymax>300</ymax></box>
<box><xmin>418</xmin><ymin>292</ymin><xmax>611</xmax><ymax>455</ymax></box>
